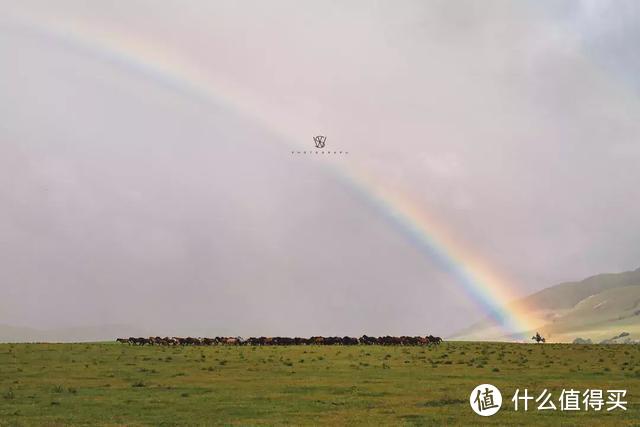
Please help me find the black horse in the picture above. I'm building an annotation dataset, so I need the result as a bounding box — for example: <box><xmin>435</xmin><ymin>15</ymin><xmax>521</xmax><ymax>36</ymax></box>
<box><xmin>531</xmin><ymin>332</ymin><xmax>546</xmax><ymax>343</ymax></box>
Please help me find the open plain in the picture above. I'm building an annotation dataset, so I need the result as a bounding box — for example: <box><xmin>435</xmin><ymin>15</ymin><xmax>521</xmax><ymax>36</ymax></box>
<box><xmin>0</xmin><ymin>342</ymin><xmax>638</xmax><ymax>425</ymax></box>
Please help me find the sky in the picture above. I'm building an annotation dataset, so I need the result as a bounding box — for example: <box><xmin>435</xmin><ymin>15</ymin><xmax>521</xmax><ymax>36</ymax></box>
<box><xmin>1</xmin><ymin>1</ymin><xmax>639</xmax><ymax>338</ymax></box>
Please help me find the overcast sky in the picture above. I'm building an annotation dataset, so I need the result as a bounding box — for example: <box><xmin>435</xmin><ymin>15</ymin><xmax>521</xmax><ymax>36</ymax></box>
<box><xmin>1</xmin><ymin>1</ymin><xmax>639</xmax><ymax>337</ymax></box>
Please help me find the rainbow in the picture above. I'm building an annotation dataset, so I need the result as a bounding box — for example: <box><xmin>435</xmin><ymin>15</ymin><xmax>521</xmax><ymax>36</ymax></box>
<box><xmin>344</xmin><ymin>170</ymin><xmax>538</xmax><ymax>337</ymax></box>
<box><xmin>3</xmin><ymin>12</ymin><xmax>540</xmax><ymax>338</ymax></box>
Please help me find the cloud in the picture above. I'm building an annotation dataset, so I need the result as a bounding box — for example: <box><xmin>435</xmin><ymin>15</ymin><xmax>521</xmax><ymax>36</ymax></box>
<box><xmin>1</xmin><ymin>1</ymin><xmax>639</xmax><ymax>337</ymax></box>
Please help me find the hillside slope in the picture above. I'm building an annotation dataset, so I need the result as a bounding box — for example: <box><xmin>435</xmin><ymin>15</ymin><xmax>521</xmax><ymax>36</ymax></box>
<box><xmin>539</xmin><ymin>285</ymin><xmax>640</xmax><ymax>342</ymax></box>
<box><xmin>519</xmin><ymin>268</ymin><xmax>640</xmax><ymax>311</ymax></box>
<box><xmin>451</xmin><ymin>267</ymin><xmax>640</xmax><ymax>342</ymax></box>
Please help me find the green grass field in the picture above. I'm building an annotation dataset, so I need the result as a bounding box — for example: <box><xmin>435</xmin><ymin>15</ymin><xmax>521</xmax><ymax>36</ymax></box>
<box><xmin>0</xmin><ymin>342</ymin><xmax>638</xmax><ymax>426</ymax></box>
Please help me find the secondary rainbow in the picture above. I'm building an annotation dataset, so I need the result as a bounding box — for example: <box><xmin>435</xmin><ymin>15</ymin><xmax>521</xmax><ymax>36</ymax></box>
<box><xmin>4</xmin><ymin>13</ymin><xmax>540</xmax><ymax>338</ymax></box>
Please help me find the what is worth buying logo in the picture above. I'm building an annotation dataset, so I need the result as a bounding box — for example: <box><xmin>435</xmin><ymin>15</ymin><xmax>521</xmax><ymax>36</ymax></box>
<box><xmin>469</xmin><ymin>384</ymin><xmax>628</xmax><ymax>416</ymax></box>
<box><xmin>470</xmin><ymin>384</ymin><xmax>502</xmax><ymax>416</ymax></box>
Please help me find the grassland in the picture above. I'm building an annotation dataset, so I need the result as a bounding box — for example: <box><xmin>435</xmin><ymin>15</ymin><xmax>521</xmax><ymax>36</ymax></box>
<box><xmin>0</xmin><ymin>342</ymin><xmax>639</xmax><ymax>426</ymax></box>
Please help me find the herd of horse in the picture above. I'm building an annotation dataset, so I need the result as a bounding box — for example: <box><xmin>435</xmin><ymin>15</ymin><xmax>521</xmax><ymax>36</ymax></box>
<box><xmin>116</xmin><ymin>335</ymin><xmax>443</xmax><ymax>346</ymax></box>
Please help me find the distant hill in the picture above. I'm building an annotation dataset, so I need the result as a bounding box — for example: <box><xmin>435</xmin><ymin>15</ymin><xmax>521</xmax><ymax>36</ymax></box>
<box><xmin>541</xmin><ymin>285</ymin><xmax>640</xmax><ymax>338</ymax></box>
<box><xmin>0</xmin><ymin>324</ymin><xmax>149</xmax><ymax>343</ymax></box>
<box><xmin>451</xmin><ymin>267</ymin><xmax>640</xmax><ymax>342</ymax></box>
<box><xmin>518</xmin><ymin>268</ymin><xmax>640</xmax><ymax>311</ymax></box>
